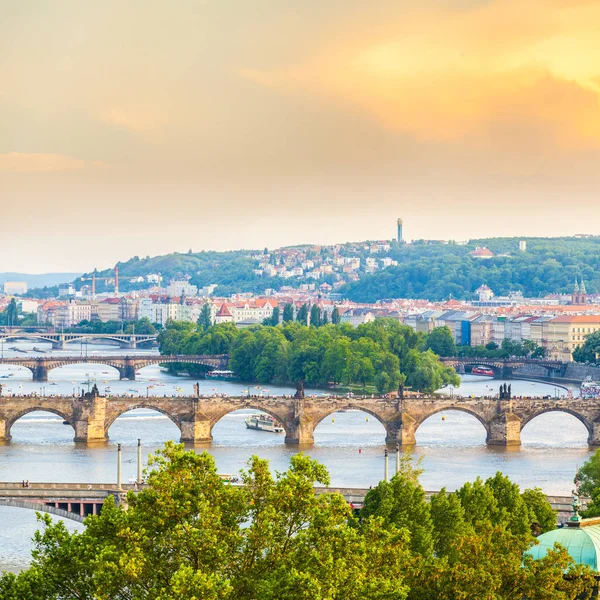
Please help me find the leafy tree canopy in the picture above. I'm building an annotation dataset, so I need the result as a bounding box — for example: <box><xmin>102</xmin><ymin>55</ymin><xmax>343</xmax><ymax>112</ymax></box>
<box><xmin>158</xmin><ymin>319</ymin><xmax>459</xmax><ymax>393</ymax></box>
<box><xmin>1</xmin><ymin>445</ymin><xmax>592</xmax><ymax>600</ymax></box>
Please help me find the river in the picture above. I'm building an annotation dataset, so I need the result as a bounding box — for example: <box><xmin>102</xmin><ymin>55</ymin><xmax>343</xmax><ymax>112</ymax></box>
<box><xmin>0</xmin><ymin>341</ymin><xmax>591</xmax><ymax>572</ymax></box>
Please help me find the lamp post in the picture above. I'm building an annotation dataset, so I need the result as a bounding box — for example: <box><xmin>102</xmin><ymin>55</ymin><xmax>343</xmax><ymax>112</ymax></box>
<box><xmin>384</xmin><ymin>448</ymin><xmax>389</xmax><ymax>482</ymax></box>
<box><xmin>137</xmin><ymin>439</ymin><xmax>142</xmax><ymax>485</ymax></box>
<box><xmin>117</xmin><ymin>443</ymin><xmax>122</xmax><ymax>491</ymax></box>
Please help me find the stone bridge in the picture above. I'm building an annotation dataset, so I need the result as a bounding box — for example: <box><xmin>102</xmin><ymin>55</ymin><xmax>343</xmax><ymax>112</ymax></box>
<box><xmin>1</xmin><ymin>390</ymin><xmax>600</xmax><ymax>447</ymax></box>
<box><xmin>0</xmin><ymin>354</ymin><xmax>228</xmax><ymax>381</ymax></box>
<box><xmin>0</xmin><ymin>332</ymin><xmax>158</xmax><ymax>350</ymax></box>
<box><xmin>440</xmin><ymin>357</ymin><xmax>567</xmax><ymax>379</ymax></box>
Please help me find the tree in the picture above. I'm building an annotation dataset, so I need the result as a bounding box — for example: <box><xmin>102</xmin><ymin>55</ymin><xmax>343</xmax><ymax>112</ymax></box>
<box><xmin>197</xmin><ymin>302</ymin><xmax>213</xmax><ymax>331</ymax></box>
<box><xmin>331</xmin><ymin>306</ymin><xmax>340</xmax><ymax>325</ymax></box>
<box><xmin>424</xmin><ymin>326</ymin><xmax>456</xmax><ymax>357</ymax></box>
<box><xmin>576</xmin><ymin>448</ymin><xmax>600</xmax><ymax>497</ymax></box>
<box><xmin>309</xmin><ymin>304</ymin><xmax>321</xmax><ymax>327</ymax></box>
<box><xmin>2</xmin><ymin>444</ymin><xmax>414</xmax><ymax>600</ymax></box>
<box><xmin>573</xmin><ymin>331</ymin><xmax>600</xmax><ymax>364</ymax></box>
<box><xmin>296</xmin><ymin>303</ymin><xmax>308</xmax><ymax>326</ymax></box>
<box><xmin>522</xmin><ymin>487</ymin><xmax>558</xmax><ymax>534</ymax></box>
<box><xmin>361</xmin><ymin>454</ymin><xmax>434</xmax><ymax>557</ymax></box>
<box><xmin>282</xmin><ymin>303</ymin><xmax>294</xmax><ymax>322</ymax></box>
<box><xmin>429</xmin><ymin>488</ymin><xmax>471</xmax><ymax>556</ymax></box>
<box><xmin>4</xmin><ymin>298</ymin><xmax>19</xmax><ymax>327</ymax></box>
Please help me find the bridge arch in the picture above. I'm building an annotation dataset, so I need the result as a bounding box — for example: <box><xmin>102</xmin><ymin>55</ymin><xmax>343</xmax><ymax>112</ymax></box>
<box><xmin>209</xmin><ymin>405</ymin><xmax>289</xmax><ymax>436</ymax></box>
<box><xmin>5</xmin><ymin>408</ymin><xmax>75</xmax><ymax>440</ymax></box>
<box><xmin>104</xmin><ymin>405</ymin><xmax>183</xmax><ymax>437</ymax></box>
<box><xmin>312</xmin><ymin>405</ymin><xmax>391</xmax><ymax>440</ymax></box>
<box><xmin>520</xmin><ymin>408</ymin><xmax>593</xmax><ymax>439</ymax></box>
<box><xmin>48</xmin><ymin>361</ymin><xmax>124</xmax><ymax>378</ymax></box>
<box><xmin>413</xmin><ymin>406</ymin><xmax>491</xmax><ymax>438</ymax></box>
<box><xmin>0</xmin><ymin>499</ymin><xmax>85</xmax><ymax>523</ymax></box>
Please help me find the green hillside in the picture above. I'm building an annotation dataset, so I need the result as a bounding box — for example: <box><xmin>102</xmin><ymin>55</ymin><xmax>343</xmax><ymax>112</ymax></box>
<box><xmin>75</xmin><ymin>236</ymin><xmax>600</xmax><ymax>301</ymax></box>
<box><xmin>342</xmin><ymin>236</ymin><xmax>600</xmax><ymax>302</ymax></box>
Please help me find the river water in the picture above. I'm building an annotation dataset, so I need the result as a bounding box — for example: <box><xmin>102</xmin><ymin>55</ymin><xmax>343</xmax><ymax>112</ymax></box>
<box><xmin>0</xmin><ymin>342</ymin><xmax>591</xmax><ymax>572</ymax></box>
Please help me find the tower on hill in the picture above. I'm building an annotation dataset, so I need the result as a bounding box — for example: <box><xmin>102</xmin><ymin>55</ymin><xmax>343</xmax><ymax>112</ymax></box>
<box><xmin>397</xmin><ymin>218</ymin><xmax>404</xmax><ymax>244</ymax></box>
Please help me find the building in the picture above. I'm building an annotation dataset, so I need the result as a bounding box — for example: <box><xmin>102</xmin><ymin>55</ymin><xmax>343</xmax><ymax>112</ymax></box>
<box><xmin>3</xmin><ymin>282</ymin><xmax>27</xmax><ymax>295</ymax></box>
<box><xmin>475</xmin><ymin>285</ymin><xmax>494</xmax><ymax>303</ymax></box>
<box><xmin>469</xmin><ymin>247</ymin><xmax>494</xmax><ymax>259</ymax></box>
<box><xmin>572</xmin><ymin>279</ymin><xmax>588</xmax><ymax>306</ymax></box>
<box><xmin>58</xmin><ymin>284</ymin><xmax>75</xmax><ymax>297</ymax></box>
<box><xmin>544</xmin><ymin>315</ymin><xmax>600</xmax><ymax>360</ymax></box>
<box><xmin>397</xmin><ymin>218</ymin><xmax>403</xmax><ymax>244</ymax></box>
<box><xmin>214</xmin><ymin>303</ymin><xmax>234</xmax><ymax>324</ymax></box>
<box><xmin>166</xmin><ymin>280</ymin><xmax>198</xmax><ymax>298</ymax></box>
<box><xmin>519</xmin><ymin>240</ymin><xmax>527</xmax><ymax>252</ymax></box>
<box><xmin>53</xmin><ymin>301</ymin><xmax>93</xmax><ymax>328</ymax></box>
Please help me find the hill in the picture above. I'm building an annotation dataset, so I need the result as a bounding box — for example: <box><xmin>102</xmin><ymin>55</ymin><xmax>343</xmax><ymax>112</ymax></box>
<box><xmin>71</xmin><ymin>235</ymin><xmax>600</xmax><ymax>301</ymax></box>
<box><xmin>342</xmin><ymin>236</ymin><xmax>600</xmax><ymax>302</ymax></box>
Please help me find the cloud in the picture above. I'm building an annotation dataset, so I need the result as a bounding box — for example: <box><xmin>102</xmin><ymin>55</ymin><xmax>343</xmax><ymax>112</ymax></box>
<box><xmin>0</xmin><ymin>153</ymin><xmax>107</xmax><ymax>173</ymax></box>
<box><xmin>240</xmin><ymin>0</ymin><xmax>600</xmax><ymax>149</ymax></box>
<box><xmin>99</xmin><ymin>106</ymin><xmax>173</xmax><ymax>137</ymax></box>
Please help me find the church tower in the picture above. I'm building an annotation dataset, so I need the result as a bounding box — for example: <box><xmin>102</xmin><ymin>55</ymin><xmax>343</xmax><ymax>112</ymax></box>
<box><xmin>572</xmin><ymin>279</ymin><xmax>588</xmax><ymax>305</ymax></box>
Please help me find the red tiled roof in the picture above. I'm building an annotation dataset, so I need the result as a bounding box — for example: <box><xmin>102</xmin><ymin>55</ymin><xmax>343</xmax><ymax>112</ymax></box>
<box><xmin>216</xmin><ymin>303</ymin><xmax>233</xmax><ymax>317</ymax></box>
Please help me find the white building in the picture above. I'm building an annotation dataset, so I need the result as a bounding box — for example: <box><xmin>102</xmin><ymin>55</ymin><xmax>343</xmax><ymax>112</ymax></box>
<box><xmin>53</xmin><ymin>302</ymin><xmax>93</xmax><ymax>328</ymax></box>
<box><xmin>3</xmin><ymin>282</ymin><xmax>27</xmax><ymax>295</ymax></box>
<box><xmin>166</xmin><ymin>280</ymin><xmax>198</xmax><ymax>298</ymax></box>
<box><xmin>475</xmin><ymin>285</ymin><xmax>494</xmax><ymax>303</ymax></box>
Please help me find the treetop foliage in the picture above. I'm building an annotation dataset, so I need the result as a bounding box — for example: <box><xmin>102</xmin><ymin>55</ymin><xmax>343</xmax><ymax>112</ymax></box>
<box><xmin>343</xmin><ymin>236</ymin><xmax>600</xmax><ymax>302</ymax></box>
<box><xmin>1</xmin><ymin>444</ymin><xmax>593</xmax><ymax>600</ymax></box>
<box><xmin>158</xmin><ymin>319</ymin><xmax>459</xmax><ymax>393</ymax></box>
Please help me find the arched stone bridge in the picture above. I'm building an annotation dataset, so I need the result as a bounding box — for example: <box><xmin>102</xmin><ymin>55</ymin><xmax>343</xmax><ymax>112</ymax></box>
<box><xmin>440</xmin><ymin>357</ymin><xmax>567</xmax><ymax>379</ymax></box>
<box><xmin>0</xmin><ymin>332</ymin><xmax>157</xmax><ymax>350</ymax></box>
<box><xmin>1</xmin><ymin>391</ymin><xmax>600</xmax><ymax>447</ymax></box>
<box><xmin>0</xmin><ymin>354</ymin><xmax>228</xmax><ymax>381</ymax></box>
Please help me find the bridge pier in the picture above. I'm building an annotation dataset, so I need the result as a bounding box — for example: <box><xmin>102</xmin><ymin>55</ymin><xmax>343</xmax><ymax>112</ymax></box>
<box><xmin>387</xmin><ymin>414</ymin><xmax>416</xmax><ymax>445</ymax></box>
<box><xmin>284</xmin><ymin>416</ymin><xmax>315</xmax><ymax>445</ymax></box>
<box><xmin>121</xmin><ymin>361</ymin><xmax>137</xmax><ymax>381</ymax></box>
<box><xmin>180</xmin><ymin>418</ymin><xmax>212</xmax><ymax>444</ymax></box>
<box><xmin>33</xmin><ymin>364</ymin><xmax>48</xmax><ymax>382</ymax></box>
<box><xmin>589</xmin><ymin>422</ymin><xmax>600</xmax><ymax>446</ymax></box>
<box><xmin>72</xmin><ymin>396</ymin><xmax>108</xmax><ymax>443</ymax></box>
<box><xmin>0</xmin><ymin>417</ymin><xmax>9</xmax><ymax>442</ymax></box>
<box><xmin>487</xmin><ymin>412</ymin><xmax>521</xmax><ymax>446</ymax></box>
<box><xmin>51</xmin><ymin>341</ymin><xmax>67</xmax><ymax>350</ymax></box>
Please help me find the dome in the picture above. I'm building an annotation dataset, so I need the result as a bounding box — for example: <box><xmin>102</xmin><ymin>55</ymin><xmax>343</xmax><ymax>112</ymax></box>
<box><xmin>526</xmin><ymin>523</ymin><xmax>600</xmax><ymax>571</ymax></box>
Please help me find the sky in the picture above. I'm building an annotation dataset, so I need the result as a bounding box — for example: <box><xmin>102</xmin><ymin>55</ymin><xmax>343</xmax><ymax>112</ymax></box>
<box><xmin>2</xmin><ymin>0</ymin><xmax>600</xmax><ymax>272</ymax></box>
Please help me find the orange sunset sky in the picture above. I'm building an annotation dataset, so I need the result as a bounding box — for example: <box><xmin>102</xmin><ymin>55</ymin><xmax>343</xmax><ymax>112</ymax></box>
<box><xmin>2</xmin><ymin>0</ymin><xmax>600</xmax><ymax>272</ymax></box>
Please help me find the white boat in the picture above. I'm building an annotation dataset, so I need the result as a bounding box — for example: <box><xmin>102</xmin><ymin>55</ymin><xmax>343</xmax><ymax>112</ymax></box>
<box><xmin>245</xmin><ymin>415</ymin><xmax>284</xmax><ymax>433</ymax></box>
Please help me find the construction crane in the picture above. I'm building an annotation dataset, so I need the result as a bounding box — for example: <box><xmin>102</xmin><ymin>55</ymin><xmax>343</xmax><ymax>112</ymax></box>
<box><xmin>80</xmin><ymin>267</ymin><xmax>120</xmax><ymax>299</ymax></box>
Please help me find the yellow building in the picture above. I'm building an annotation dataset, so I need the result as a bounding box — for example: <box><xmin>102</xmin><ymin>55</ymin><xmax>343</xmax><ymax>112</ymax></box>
<box><xmin>544</xmin><ymin>315</ymin><xmax>600</xmax><ymax>361</ymax></box>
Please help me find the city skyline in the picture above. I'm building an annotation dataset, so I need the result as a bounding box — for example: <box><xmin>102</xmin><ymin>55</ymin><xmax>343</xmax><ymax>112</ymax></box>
<box><xmin>3</xmin><ymin>0</ymin><xmax>600</xmax><ymax>272</ymax></box>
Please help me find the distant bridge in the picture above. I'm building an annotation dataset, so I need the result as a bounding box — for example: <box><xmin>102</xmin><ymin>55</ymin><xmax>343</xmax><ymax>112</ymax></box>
<box><xmin>0</xmin><ymin>332</ymin><xmax>158</xmax><ymax>350</ymax></box>
<box><xmin>1</xmin><ymin>389</ymin><xmax>599</xmax><ymax>447</ymax></box>
<box><xmin>0</xmin><ymin>482</ymin><xmax>581</xmax><ymax>523</ymax></box>
<box><xmin>0</xmin><ymin>354</ymin><xmax>228</xmax><ymax>381</ymax></box>
<box><xmin>440</xmin><ymin>357</ymin><xmax>567</xmax><ymax>379</ymax></box>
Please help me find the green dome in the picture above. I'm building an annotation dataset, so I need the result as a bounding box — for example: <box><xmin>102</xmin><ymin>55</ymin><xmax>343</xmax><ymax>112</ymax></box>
<box><xmin>526</xmin><ymin>524</ymin><xmax>600</xmax><ymax>571</ymax></box>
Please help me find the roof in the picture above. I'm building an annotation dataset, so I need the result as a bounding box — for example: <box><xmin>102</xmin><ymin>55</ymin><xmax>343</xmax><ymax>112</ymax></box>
<box><xmin>470</xmin><ymin>247</ymin><xmax>495</xmax><ymax>258</ymax></box>
<box><xmin>550</xmin><ymin>315</ymin><xmax>600</xmax><ymax>323</ymax></box>
<box><xmin>526</xmin><ymin>523</ymin><xmax>600</xmax><ymax>571</ymax></box>
<box><xmin>216</xmin><ymin>303</ymin><xmax>233</xmax><ymax>317</ymax></box>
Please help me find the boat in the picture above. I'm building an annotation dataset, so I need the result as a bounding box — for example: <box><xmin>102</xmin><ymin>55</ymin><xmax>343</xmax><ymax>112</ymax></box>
<box><xmin>206</xmin><ymin>369</ymin><xmax>239</xmax><ymax>381</ymax></box>
<box><xmin>245</xmin><ymin>415</ymin><xmax>284</xmax><ymax>433</ymax></box>
<box><xmin>471</xmin><ymin>366</ymin><xmax>495</xmax><ymax>377</ymax></box>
